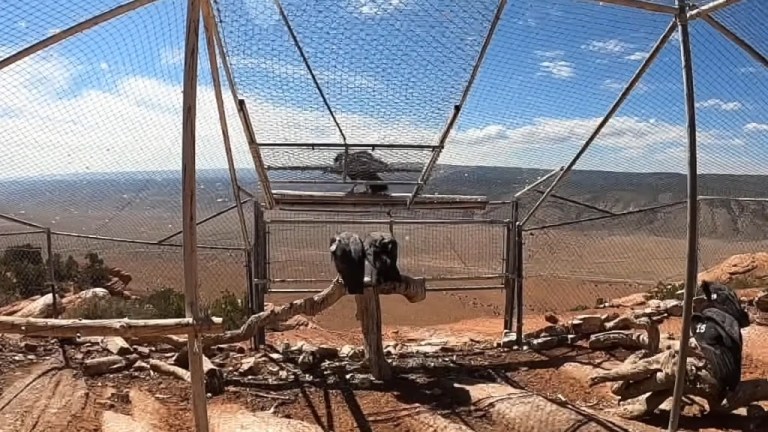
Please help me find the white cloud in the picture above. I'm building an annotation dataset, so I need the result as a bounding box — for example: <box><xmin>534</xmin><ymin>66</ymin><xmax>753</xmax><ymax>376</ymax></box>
<box><xmin>539</xmin><ymin>60</ymin><xmax>574</xmax><ymax>79</ymax></box>
<box><xmin>0</xmin><ymin>48</ymin><xmax>752</xmax><ymax>179</ymax></box>
<box><xmin>696</xmin><ymin>98</ymin><xmax>743</xmax><ymax>111</ymax></box>
<box><xmin>535</xmin><ymin>50</ymin><xmax>573</xmax><ymax>79</ymax></box>
<box><xmin>534</xmin><ymin>50</ymin><xmax>564</xmax><ymax>58</ymax></box>
<box><xmin>745</xmin><ymin>123</ymin><xmax>768</xmax><ymax>132</ymax></box>
<box><xmin>230</xmin><ymin>56</ymin><xmax>379</xmax><ymax>89</ymax></box>
<box><xmin>602</xmin><ymin>78</ymin><xmax>648</xmax><ymax>93</ymax></box>
<box><xmin>625</xmin><ymin>51</ymin><xmax>649</xmax><ymax>61</ymax></box>
<box><xmin>355</xmin><ymin>0</ymin><xmax>406</xmax><ymax>16</ymax></box>
<box><xmin>17</xmin><ymin>21</ymin><xmax>27</xmax><ymax>29</ymax></box>
<box><xmin>582</xmin><ymin>39</ymin><xmax>633</xmax><ymax>55</ymax></box>
<box><xmin>99</xmin><ymin>62</ymin><xmax>110</xmax><ymax>71</ymax></box>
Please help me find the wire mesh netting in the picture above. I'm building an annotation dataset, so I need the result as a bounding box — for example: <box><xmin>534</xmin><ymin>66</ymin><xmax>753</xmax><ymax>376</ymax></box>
<box><xmin>0</xmin><ymin>0</ymin><xmax>255</xmax><ymax>314</ymax></box>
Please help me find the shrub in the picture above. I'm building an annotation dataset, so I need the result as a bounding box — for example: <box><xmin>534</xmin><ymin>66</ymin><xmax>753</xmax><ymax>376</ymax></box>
<box><xmin>207</xmin><ymin>290</ymin><xmax>249</xmax><ymax>330</ymax></box>
<box><xmin>143</xmin><ymin>286</ymin><xmax>186</xmax><ymax>319</ymax></box>
<box><xmin>647</xmin><ymin>281</ymin><xmax>683</xmax><ymax>301</ymax></box>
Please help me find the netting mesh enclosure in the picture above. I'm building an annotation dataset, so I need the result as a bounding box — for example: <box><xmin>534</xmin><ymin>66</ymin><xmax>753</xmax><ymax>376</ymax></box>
<box><xmin>1</xmin><ymin>0</ymin><xmax>768</xmax><ymax>429</ymax></box>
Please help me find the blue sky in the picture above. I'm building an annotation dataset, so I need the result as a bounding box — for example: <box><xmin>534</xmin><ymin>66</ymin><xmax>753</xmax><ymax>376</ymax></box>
<box><xmin>0</xmin><ymin>0</ymin><xmax>767</xmax><ymax>180</ymax></box>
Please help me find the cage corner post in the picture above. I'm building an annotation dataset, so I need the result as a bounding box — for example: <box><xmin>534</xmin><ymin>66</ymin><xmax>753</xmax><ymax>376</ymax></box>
<box><xmin>252</xmin><ymin>200</ymin><xmax>268</xmax><ymax>348</ymax></box>
<box><xmin>502</xmin><ymin>200</ymin><xmax>518</xmax><ymax>335</ymax></box>
<box><xmin>667</xmin><ymin>0</ymin><xmax>700</xmax><ymax>431</ymax></box>
<box><xmin>180</xmin><ymin>0</ymin><xmax>210</xmax><ymax>430</ymax></box>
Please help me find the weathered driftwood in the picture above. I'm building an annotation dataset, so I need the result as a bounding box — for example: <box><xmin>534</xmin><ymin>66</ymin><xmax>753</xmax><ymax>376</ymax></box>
<box><xmin>588</xmin><ymin>346</ymin><xmax>768</xmax><ymax>419</ymax></box>
<box><xmin>588</xmin><ymin>315</ymin><xmax>661</xmax><ymax>353</ymax></box>
<box><xmin>355</xmin><ymin>286</ymin><xmax>392</xmax><ymax>380</ymax></box>
<box><xmin>83</xmin><ymin>354</ymin><xmax>140</xmax><ymax>376</ymax></box>
<box><xmin>200</xmin><ymin>276</ymin><xmax>426</xmax><ymax>348</ymax></box>
<box><xmin>0</xmin><ymin>316</ymin><xmax>223</xmax><ymax>338</ymax></box>
<box><xmin>148</xmin><ymin>357</ymin><xmax>225</xmax><ymax>396</ymax></box>
<box><xmin>171</xmin><ymin>349</ymin><xmax>226</xmax><ymax>396</ymax></box>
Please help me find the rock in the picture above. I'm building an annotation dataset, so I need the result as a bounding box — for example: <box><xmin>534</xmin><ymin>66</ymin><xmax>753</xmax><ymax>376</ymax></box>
<box><xmin>647</xmin><ymin>299</ymin><xmax>662</xmax><ymax>310</ymax></box>
<box><xmin>755</xmin><ymin>293</ymin><xmax>768</xmax><ymax>313</ymax></box>
<box><xmin>611</xmin><ymin>293</ymin><xmax>648</xmax><ymax>308</ymax></box>
<box><xmin>23</xmin><ymin>342</ymin><xmax>39</xmax><ymax>352</ymax></box>
<box><xmin>267</xmin><ymin>315</ymin><xmax>316</xmax><ymax>332</ymax></box>
<box><xmin>544</xmin><ymin>312</ymin><xmax>559</xmax><ymax>324</ymax></box>
<box><xmin>101</xmin><ymin>337</ymin><xmax>133</xmax><ymax>356</ymax></box>
<box><xmin>13</xmin><ymin>293</ymin><xmax>61</xmax><ymax>318</ymax></box>
<box><xmin>133</xmin><ymin>346</ymin><xmax>151</xmax><ymax>358</ymax></box>
<box><xmin>339</xmin><ymin>345</ymin><xmax>364</xmax><ymax>361</ymax></box>
<box><xmin>132</xmin><ymin>361</ymin><xmax>150</xmax><ymax>371</ymax></box>
<box><xmin>237</xmin><ymin>357</ymin><xmax>264</xmax><ymax>376</ymax></box>
<box><xmin>308</xmin><ymin>345</ymin><xmax>338</xmax><ymax>361</ymax></box>
<box><xmin>267</xmin><ymin>353</ymin><xmax>284</xmax><ymax>362</ymax></box>
<box><xmin>570</xmin><ymin>315</ymin><xmax>604</xmax><ymax>335</ymax></box>
<box><xmin>662</xmin><ymin>299</ymin><xmax>683</xmax><ymax>316</ymax></box>
<box><xmin>235</xmin><ymin>345</ymin><xmax>247</xmax><ymax>355</ymax></box>
<box><xmin>297</xmin><ymin>352</ymin><xmax>316</xmax><ymax>371</ymax></box>
<box><xmin>498</xmin><ymin>330</ymin><xmax>518</xmax><ymax>348</ymax></box>
<box><xmin>528</xmin><ymin>336</ymin><xmax>561</xmax><ymax>351</ymax></box>
<box><xmin>346</xmin><ymin>373</ymin><xmax>372</xmax><ymax>389</ymax></box>
<box><xmin>61</xmin><ymin>288</ymin><xmax>110</xmax><ymax>311</ymax></box>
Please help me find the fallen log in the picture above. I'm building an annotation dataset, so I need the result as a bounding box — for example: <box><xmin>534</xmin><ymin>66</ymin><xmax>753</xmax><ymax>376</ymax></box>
<box><xmin>0</xmin><ymin>316</ymin><xmax>223</xmax><ymax>338</ymax></box>
<box><xmin>201</xmin><ymin>275</ymin><xmax>426</xmax><ymax>348</ymax></box>
<box><xmin>83</xmin><ymin>355</ymin><xmax>140</xmax><ymax>376</ymax></box>
<box><xmin>170</xmin><ymin>349</ymin><xmax>226</xmax><ymax>396</ymax></box>
<box><xmin>149</xmin><ymin>355</ymin><xmax>225</xmax><ymax>396</ymax></box>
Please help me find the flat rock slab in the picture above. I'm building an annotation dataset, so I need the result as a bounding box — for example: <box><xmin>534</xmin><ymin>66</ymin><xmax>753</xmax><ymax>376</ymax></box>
<box><xmin>0</xmin><ymin>361</ymin><xmax>88</xmax><ymax>432</ymax></box>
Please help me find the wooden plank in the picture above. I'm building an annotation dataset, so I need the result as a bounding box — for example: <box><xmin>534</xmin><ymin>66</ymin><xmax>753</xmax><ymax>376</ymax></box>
<box><xmin>272</xmin><ymin>190</ymin><xmax>488</xmax><ymax>210</ymax></box>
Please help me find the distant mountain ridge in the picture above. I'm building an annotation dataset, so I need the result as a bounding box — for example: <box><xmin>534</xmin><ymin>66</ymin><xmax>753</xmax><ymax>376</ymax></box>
<box><xmin>2</xmin><ymin>165</ymin><xmax>768</xmax><ymax>240</ymax></box>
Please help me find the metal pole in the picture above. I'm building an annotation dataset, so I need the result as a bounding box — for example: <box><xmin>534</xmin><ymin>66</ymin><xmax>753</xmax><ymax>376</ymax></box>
<box><xmin>503</xmin><ymin>201</ymin><xmax>518</xmax><ymax>332</ymax></box>
<box><xmin>45</xmin><ymin>229</ymin><xmax>68</xmax><ymax>366</ymax></box>
<box><xmin>668</xmin><ymin>1</ymin><xmax>699</xmax><ymax>430</ymax></box>
<box><xmin>514</xmin><ymin>221</ymin><xmax>524</xmax><ymax>346</ymax></box>
<box><xmin>520</xmin><ymin>20</ymin><xmax>678</xmax><ymax>226</ymax></box>
<box><xmin>253</xmin><ymin>202</ymin><xmax>267</xmax><ymax>347</ymax></box>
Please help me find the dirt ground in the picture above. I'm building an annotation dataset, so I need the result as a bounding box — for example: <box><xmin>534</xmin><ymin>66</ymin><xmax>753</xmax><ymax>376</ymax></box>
<box><xmin>1</xmin><ymin>305</ymin><xmax>768</xmax><ymax>432</ymax></box>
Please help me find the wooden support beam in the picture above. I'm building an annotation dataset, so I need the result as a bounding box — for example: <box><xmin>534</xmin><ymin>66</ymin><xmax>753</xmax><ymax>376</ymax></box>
<box><xmin>687</xmin><ymin>0</ymin><xmax>741</xmax><ymax>21</ymax></box>
<box><xmin>0</xmin><ymin>0</ymin><xmax>159</xmax><ymax>71</ymax></box>
<box><xmin>586</xmin><ymin>0</ymin><xmax>677</xmax><ymax>14</ymax></box>
<box><xmin>0</xmin><ymin>316</ymin><xmax>223</xmax><ymax>338</ymax></box>
<box><xmin>180</xmin><ymin>0</ymin><xmax>209</xmax><ymax>430</ymax></box>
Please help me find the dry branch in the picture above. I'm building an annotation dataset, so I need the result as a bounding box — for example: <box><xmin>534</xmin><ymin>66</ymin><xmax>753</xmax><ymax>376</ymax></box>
<box><xmin>149</xmin><ymin>354</ymin><xmax>226</xmax><ymax>396</ymax></box>
<box><xmin>588</xmin><ymin>345</ymin><xmax>768</xmax><ymax>419</ymax></box>
<box><xmin>201</xmin><ymin>276</ymin><xmax>426</xmax><ymax>348</ymax></box>
<box><xmin>83</xmin><ymin>355</ymin><xmax>140</xmax><ymax>376</ymax></box>
<box><xmin>0</xmin><ymin>316</ymin><xmax>223</xmax><ymax>338</ymax></box>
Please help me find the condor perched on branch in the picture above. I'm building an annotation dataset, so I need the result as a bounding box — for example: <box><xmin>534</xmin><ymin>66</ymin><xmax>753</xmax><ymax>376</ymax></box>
<box><xmin>333</xmin><ymin>150</ymin><xmax>390</xmax><ymax>194</ymax></box>
<box><xmin>690</xmin><ymin>281</ymin><xmax>750</xmax><ymax>405</ymax></box>
<box><xmin>329</xmin><ymin>232</ymin><xmax>366</xmax><ymax>295</ymax></box>
<box><xmin>364</xmin><ymin>231</ymin><xmax>402</xmax><ymax>285</ymax></box>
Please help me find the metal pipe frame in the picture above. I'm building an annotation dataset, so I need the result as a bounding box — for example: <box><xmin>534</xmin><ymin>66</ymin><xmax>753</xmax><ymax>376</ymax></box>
<box><xmin>702</xmin><ymin>15</ymin><xmax>768</xmax><ymax>69</ymax></box>
<box><xmin>503</xmin><ymin>201</ymin><xmax>518</xmax><ymax>332</ymax></box>
<box><xmin>202</xmin><ymin>0</ymin><xmax>250</xmax><ymax>252</ymax></box>
<box><xmin>49</xmin><ymin>230</ymin><xmax>243</xmax><ymax>251</ymax></box>
<box><xmin>531</xmin><ymin>189</ymin><xmax>616</xmax><ymax>215</ymax></box>
<box><xmin>668</xmin><ymin>1</ymin><xmax>700</xmax><ymax>430</ymax></box>
<box><xmin>0</xmin><ymin>213</ymin><xmax>47</xmax><ymax>230</ymax></box>
<box><xmin>266</xmin><ymin>165</ymin><xmax>422</xmax><ymax>173</ymax></box>
<box><xmin>270</xmin><ymin>179</ymin><xmax>420</xmax><ymax>186</ymax></box>
<box><xmin>0</xmin><ymin>0</ymin><xmax>159</xmax><ymax>71</ymax></box>
<box><xmin>264</xmin><ymin>274</ymin><xmax>504</xmax><ymax>284</ymax></box>
<box><xmin>513</xmin><ymin>167</ymin><xmax>564</xmax><ymax>198</ymax></box>
<box><xmin>524</xmin><ymin>201</ymin><xmax>685</xmax><ymax>232</ymax></box>
<box><xmin>687</xmin><ymin>0</ymin><xmax>741</xmax><ymax>21</ymax></box>
<box><xmin>156</xmin><ymin>198</ymin><xmax>251</xmax><ymax>244</ymax></box>
<box><xmin>585</xmin><ymin>0</ymin><xmax>677</xmax><ymax>14</ymax></box>
<box><xmin>208</xmin><ymin>4</ymin><xmax>275</xmax><ymax>208</ymax></box>
<box><xmin>266</xmin><ymin>217</ymin><xmax>510</xmax><ymax>225</ymax></box>
<box><xmin>406</xmin><ymin>0</ymin><xmax>509</xmax><ymax>208</ymax></box>
<box><xmin>520</xmin><ymin>19</ymin><xmax>678</xmax><ymax>227</ymax></box>
<box><xmin>514</xmin><ymin>221</ymin><xmax>524</xmax><ymax>346</ymax></box>
<box><xmin>268</xmin><ymin>285</ymin><xmax>504</xmax><ymax>294</ymax></box>
<box><xmin>271</xmin><ymin>0</ymin><xmax>350</xmax><ymax>183</ymax></box>
<box><xmin>259</xmin><ymin>142</ymin><xmax>439</xmax><ymax>150</ymax></box>
<box><xmin>0</xmin><ymin>230</ymin><xmax>46</xmax><ymax>237</ymax></box>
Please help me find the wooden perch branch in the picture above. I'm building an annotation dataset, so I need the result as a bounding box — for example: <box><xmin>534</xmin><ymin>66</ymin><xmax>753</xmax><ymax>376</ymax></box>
<box><xmin>588</xmin><ymin>346</ymin><xmax>768</xmax><ymax>419</ymax></box>
<box><xmin>0</xmin><ymin>316</ymin><xmax>223</xmax><ymax>338</ymax></box>
<box><xmin>201</xmin><ymin>276</ymin><xmax>426</xmax><ymax>348</ymax></box>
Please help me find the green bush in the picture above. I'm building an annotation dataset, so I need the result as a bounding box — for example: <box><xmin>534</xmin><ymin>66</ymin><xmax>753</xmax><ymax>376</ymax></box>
<box><xmin>0</xmin><ymin>243</ymin><xmax>47</xmax><ymax>298</ymax></box>
<box><xmin>647</xmin><ymin>281</ymin><xmax>683</xmax><ymax>301</ymax></box>
<box><xmin>143</xmin><ymin>286</ymin><xmax>186</xmax><ymax>319</ymax></box>
<box><xmin>207</xmin><ymin>290</ymin><xmax>249</xmax><ymax>330</ymax></box>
